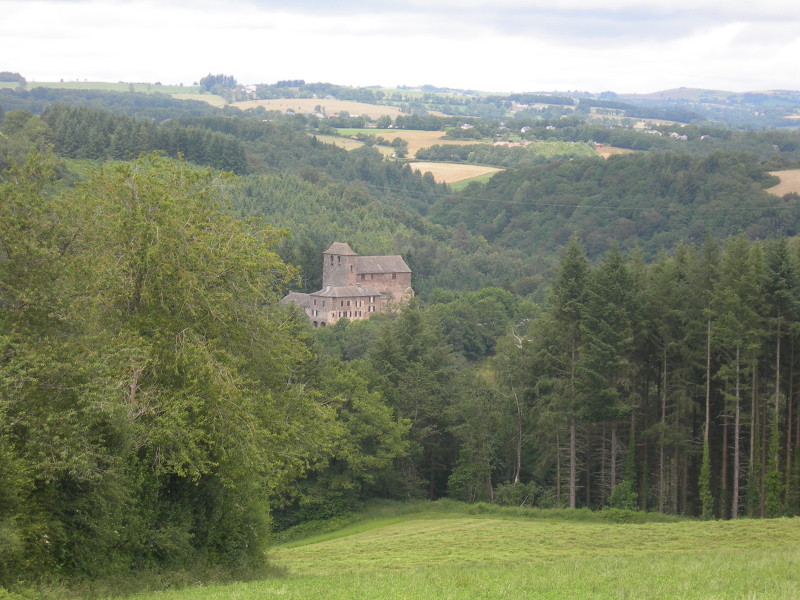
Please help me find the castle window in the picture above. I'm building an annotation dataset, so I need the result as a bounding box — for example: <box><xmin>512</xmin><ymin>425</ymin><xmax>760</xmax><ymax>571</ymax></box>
<box><xmin>313</xmin><ymin>299</ymin><xmax>316</xmax><ymax>305</ymax></box>
<box><xmin>341</xmin><ymin>301</ymin><xmax>344</xmax><ymax>307</ymax></box>
<box><xmin>350</xmin><ymin>265</ymin><xmax>353</xmax><ymax>272</ymax></box>
<box><xmin>392</xmin><ymin>273</ymin><xmax>397</xmax><ymax>280</ymax></box>
<box><xmin>347</xmin><ymin>300</ymin><xmax>350</xmax><ymax>306</ymax></box>
<box><xmin>330</xmin><ymin>255</ymin><xmax>334</xmax><ymax>265</ymax></box>
<box><xmin>361</xmin><ymin>274</ymin><xmax>365</xmax><ymax>281</ymax></box>
<box><xmin>338</xmin><ymin>256</ymin><xmax>341</xmax><ymax>265</ymax></box>
<box><xmin>369</xmin><ymin>296</ymin><xmax>374</xmax><ymax>303</ymax></box>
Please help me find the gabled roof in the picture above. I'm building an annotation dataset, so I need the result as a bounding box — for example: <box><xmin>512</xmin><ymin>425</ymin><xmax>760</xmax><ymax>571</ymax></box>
<box><xmin>355</xmin><ymin>255</ymin><xmax>411</xmax><ymax>274</ymax></box>
<box><xmin>323</xmin><ymin>242</ymin><xmax>357</xmax><ymax>256</ymax></box>
<box><xmin>280</xmin><ymin>292</ymin><xmax>312</xmax><ymax>307</ymax></box>
<box><xmin>312</xmin><ymin>285</ymin><xmax>382</xmax><ymax>298</ymax></box>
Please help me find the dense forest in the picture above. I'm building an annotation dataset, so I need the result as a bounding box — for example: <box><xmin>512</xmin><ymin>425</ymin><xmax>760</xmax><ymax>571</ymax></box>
<box><xmin>2</xmin><ymin>86</ymin><xmax>800</xmax><ymax>592</ymax></box>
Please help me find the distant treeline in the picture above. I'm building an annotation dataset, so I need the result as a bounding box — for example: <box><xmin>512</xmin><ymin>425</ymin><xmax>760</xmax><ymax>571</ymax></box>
<box><xmin>40</xmin><ymin>105</ymin><xmax>247</xmax><ymax>172</ymax></box>
<box><xmin>0</xmin><ymin>87</ymin><xmax>225</xmax><ymax>121</ymax></box>
<box><xmin>430</xmin><ymin>151</ymin><xmax>798</xmax><ymax>260</ymax></box>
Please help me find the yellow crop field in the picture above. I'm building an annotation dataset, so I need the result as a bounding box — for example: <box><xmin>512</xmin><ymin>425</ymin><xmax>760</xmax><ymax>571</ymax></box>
<box><xmin>312</xmin><ymin>134</ymin><xmax>395</xmax><ymax>156</ymax></box>
<box><xmin>231</xmin><ymin>98</ymin><xmax>406</xmax><ymax>120</ymax></box>
<box><xmin>768</xmin><ymin>169</ymin><xmax>800</xmax><ymax>196</ymax></box>
<box><xmin>171</xmin><ymin>93</ymin><xmax>227</xmax><ymax>107</ymax></box>
<box><xmin>390</xmin><ymin>131</ymin><xmax>476</xmax><ymax>156</ymax></box>
<box><xmin>408</xmin><ymin>161</ymin><xmax>503</xmax><ymax>184</ymax></box>
<box><xmin>594</xmin><ymin>146</ymin><xmax>637</xmax><ymax>158</ymax></box>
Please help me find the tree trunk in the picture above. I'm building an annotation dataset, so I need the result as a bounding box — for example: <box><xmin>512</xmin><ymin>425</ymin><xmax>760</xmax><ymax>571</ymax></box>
<box><xmin>761</xmin><ymin>372</ymin><xmax>768</xmax><ymax>518</ymax></box>
<box><xmin>556</xmin><ymin>428</ymin><xmax>562</xmax><ymax>506</ymax></box>
<box><xmin>706</xmin><ymin>318</ymin><xmax>712</xmax><ymax>445</ymax></box>
<box><xmin>569</xmin><ymin>416</ymin><xmax>577</xmax><ymax>509</ymax></box>
<box><xmin>732</xmin><ymin>345</ymin><xmax>741</xmax><ymax>519</ymax></box>
<box><xmin>721</xmin><ymin>399</ymin><xmax>729</xmax><ymax>518</ymax></box>
<box><xmin>786</xmin><ymin>338</ymin><xmax>794</xmax><ymax>504</ymax></box>
<box><xmin>513</xmin><ymin>389</ymin><xmax>522</xmax><ymax>484</ymax></box>
<box><xmin>672</xmin><ymin>447</ymin><xmax>679</xmax><ymax>514</ymax></box>
<box><xmin>772</xmin><ymin>311</ymin><xmax>782</xmax><ymax>507</ymax></box>
<box><xmin>611</xmin><ymin>421</ymin><xmax>618</xmax><ymax>493</ymax></box>
<box><xmin>585</xmin><ymin>429</ymin><xmax>592</xmax><ymax>508</ymax></box>
<box><xmin>750</xmin><ymin>361</ymin><xmax>758</xmax><ymax>515</ymax></box>
<box><xmin>569</xmin><ymin>334</ymin><xmax>578</xmax><ymax>509</ymax></box>
<box><xmin>659</xmin><ymin>343</ymin><xmax>667</xmax><ymax>513</ymax></box>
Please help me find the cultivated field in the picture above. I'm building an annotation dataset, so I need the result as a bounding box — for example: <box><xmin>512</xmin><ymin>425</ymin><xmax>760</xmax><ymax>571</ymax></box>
<box><xmin>232</xmin><ymin>99</ymin><xmax>406</xmax><ymax>120</ymax></box>
<box><xmin>313</xmin><ymin>134</ymin><xmax>395</xmax><ymax>156</ymax></box>
<box><xmin>110</xmin><ymin>504</ymin><xmax>800</xmax><ymax>600</ymax></box>
<box><xmin>595</xmin><ymin>145</ymin><xmax>638</xmax><ymax>158</ymax></box>
<box><xmin>336</xmin><ymin>128</ymin><xmax>477</xmax><ymax>156</ymax></box>
<box><xmin>408</xmin><ymin>161</ymin><xmax>503</xmax><ymax>184</ymax></box>
<box><xmin>171</xmin><ymin>93</ymin><xmax>227</xmax><ymax>107</ymax></box>
<box><xmin>767</xmin><ymin>169</ymin><xmax>800</xmax><ymax>196</ymax></box>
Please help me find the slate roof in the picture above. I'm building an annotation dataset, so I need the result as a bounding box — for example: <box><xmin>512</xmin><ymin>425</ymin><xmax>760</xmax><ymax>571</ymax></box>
<box><xmin>323</xmin><ymin>242</ymin><xmax>357</xmax><ymax>256</ymax></box>
<box><xmin>355</xmin><ymin>255</ymin><xmax>411</xmax><ymax>274</ymax></box>
<box><xmin>280</xmin><ymin>292</ymin><xmax>312</xmax><ymax>307</ymax></box>
<box><xmin>312</xmin><ymin>285</ymin><xmax>382</xmax><ymax>298</ymax></box>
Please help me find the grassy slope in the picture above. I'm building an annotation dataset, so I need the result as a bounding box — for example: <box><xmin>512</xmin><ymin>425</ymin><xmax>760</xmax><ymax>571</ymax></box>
<box><xmin>109</xmin><ymin>503</ymin><xmax>800</xmax><ymax>600</ymax></box>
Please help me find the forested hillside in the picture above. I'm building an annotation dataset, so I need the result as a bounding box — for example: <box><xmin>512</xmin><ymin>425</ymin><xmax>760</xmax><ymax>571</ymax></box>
<box><xmin>2</xmin><ymin>86</ymin><xmax>800</xmax><ymax>594</ymax></box>
<box><xmin>430</xmin><ymin>152</ymin><xmax>798</xmax><ymax>260</ymax></box>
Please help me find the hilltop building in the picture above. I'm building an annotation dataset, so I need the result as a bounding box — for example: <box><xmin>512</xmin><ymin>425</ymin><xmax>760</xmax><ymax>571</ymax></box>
<box><xmin>281</xmin><ymin>242</ymin><xmax>413</xmax><ymax>327</ymax></box>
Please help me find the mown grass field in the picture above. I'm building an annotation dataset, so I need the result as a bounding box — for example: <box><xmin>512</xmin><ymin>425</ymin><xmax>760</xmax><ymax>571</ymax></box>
<box><xmin>448</xmin><ymin>170</ymin><xmax>501</xmax><ymax>190</ymax></box>
<box><xmin>767</xmin><ymin>169</ymin><xmax>800</xmax><ymax>196</ymax></box>
<box><xmin>108</xmin><ymin>503</ymin><xmax>800</xmax><ymax>600</ymax></box>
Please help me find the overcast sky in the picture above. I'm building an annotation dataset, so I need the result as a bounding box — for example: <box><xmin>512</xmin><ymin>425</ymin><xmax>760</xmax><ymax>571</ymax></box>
<box><xmin>2</xmin><ymin>0</ymin><xmax>799</xmax><ymax>93</ymax></box>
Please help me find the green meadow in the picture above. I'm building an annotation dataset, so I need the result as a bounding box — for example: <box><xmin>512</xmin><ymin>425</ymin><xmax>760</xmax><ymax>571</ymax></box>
<box><xmin>105</xmin><ymin>503</ymin><xmax>799</xmax><ymax>600</ymax></box>
<box><xmin>448</xmin><ymin>170</ymin><xmax>500</xmax><ymax>190</ymax></box>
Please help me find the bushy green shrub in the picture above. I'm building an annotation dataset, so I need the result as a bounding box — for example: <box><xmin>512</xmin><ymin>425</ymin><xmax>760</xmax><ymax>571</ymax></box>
<box><xmin>609</xmin><ymin>480</ymin><xmax>638</xmax><ymax>511</ymax></box>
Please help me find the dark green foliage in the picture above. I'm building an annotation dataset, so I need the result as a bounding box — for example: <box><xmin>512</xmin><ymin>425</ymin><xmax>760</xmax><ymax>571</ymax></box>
<box><xmin>415</xmin><ymin>142</ymin><xmax>587</xmax><ymax>168</ymax></box>
<box><xmin>0</xmin><ymin>88</ymin><xmax>222</xmax><ymax>121</ymax></box>
<box><xmin>428</xmin><ymin>287</ymin><xmax>516</xmax><ymax>360</ymax></box>
<box><xmin>608</xmin><ymin>480</ymin><xmax>638</xmax><ymax>510</ymax></box>
<box><xmin>0</xmin><ymin>72</ymin><xmax>25</xmax><ymax>84</ymax></box>
<box><xmin>430</xmin><ymin>151</ymin><xmax>798</xmax><ymax>262</ymax></box>
<box><xmin>40</xmin><ymin>105</ymin><xmax>247</xmax><ymax>172</ymax></box>
<box><xmin>0</xmin><ymin>154</ymin><xmax>338</xmax><ymax>583</ymax></box>
<box><xmin>699</xmin><ymin>441</ymin><xmax>714</xmax><ymax>519</ymax></box>
<box><xmin>199</xmin><ymin>73</ymin><xmax>237</xmax><ymax>91</ymax></box>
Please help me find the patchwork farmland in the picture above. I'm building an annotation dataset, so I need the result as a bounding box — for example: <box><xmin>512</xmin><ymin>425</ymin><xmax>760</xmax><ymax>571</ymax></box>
<box><xmin>232</xmin><ymin>98</ymin><xmax>406</xmax><ymax>119</ymax></box>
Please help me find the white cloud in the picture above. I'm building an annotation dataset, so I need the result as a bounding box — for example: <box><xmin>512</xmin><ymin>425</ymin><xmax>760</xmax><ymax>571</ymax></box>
<box><xmin>1</xmin><ymin>0</ymin><xmax>798</xmax><ymax>92</ymax></box>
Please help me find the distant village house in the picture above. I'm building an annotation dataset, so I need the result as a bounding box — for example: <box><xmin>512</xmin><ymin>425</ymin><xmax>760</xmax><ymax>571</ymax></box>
<box><xmin>281</xmin><ymin>242</ymin><xmax>413</xmax><ymax>327</ymax></box>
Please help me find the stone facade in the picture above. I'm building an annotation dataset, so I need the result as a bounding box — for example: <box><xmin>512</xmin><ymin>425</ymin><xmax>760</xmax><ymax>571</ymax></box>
<box><xmin>281</xmin><ymin>242</ymin><xmax>413</xmax><ymax>327</ymax></box>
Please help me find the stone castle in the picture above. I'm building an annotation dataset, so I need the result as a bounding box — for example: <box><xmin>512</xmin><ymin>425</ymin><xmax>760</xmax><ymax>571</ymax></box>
<box><xmin>281</xmin><ymin>242</ymin><xmax>413</xmax><ymax>327</ymax></box>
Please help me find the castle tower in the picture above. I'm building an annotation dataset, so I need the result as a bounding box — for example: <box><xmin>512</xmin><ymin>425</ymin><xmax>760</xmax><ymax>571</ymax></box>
<box><xmin>322</xmin><ymin>242</ymin><xmax>358</xmax><ymax>287</ymax></box>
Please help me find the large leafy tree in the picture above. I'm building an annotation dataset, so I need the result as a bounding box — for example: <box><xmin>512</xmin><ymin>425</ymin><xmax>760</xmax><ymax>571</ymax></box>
<box><xmin>1</xmin><ymin>153</ymin><xmax>338</xmax><ymax>580</ymax></box>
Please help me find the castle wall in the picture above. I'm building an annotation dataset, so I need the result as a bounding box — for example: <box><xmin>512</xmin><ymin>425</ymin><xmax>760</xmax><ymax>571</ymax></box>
<box><xmin>322</xmin><ymin>252</ymin><xmax>357</xmax><ymax>287</ymax></box>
